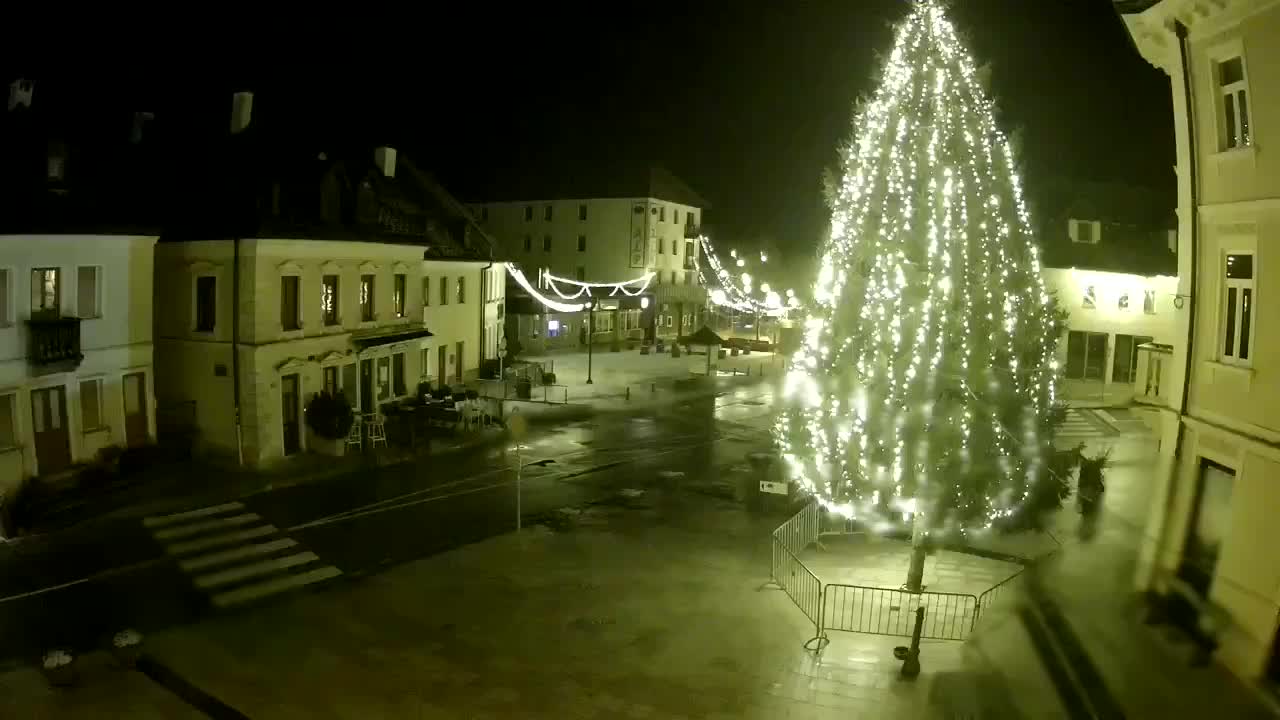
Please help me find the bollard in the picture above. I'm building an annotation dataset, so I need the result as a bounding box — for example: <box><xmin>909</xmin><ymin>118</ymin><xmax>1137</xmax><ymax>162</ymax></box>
<box><xmin>900</xmin><ymin>606</ymin><xmax>924</xmax><ymax>678</ymax></box>
<box><xmin>626</xmin><ymin>386</ymin><xmax>631</xmax><ymax>401</ymax></box>
<box><xmin>651</xmin><ymin>383</ymin><xmax>656</xmax><ymax>394</ymax></box>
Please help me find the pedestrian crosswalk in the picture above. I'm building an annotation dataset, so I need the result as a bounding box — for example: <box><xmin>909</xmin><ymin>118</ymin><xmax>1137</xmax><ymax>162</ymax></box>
<box><xmin>144</xmin><ymin>502</ymin><xmax>341</xmax><ymax>609</ymax></box>
<box><xmin>1054</xmin><ymin>408</ymin><xmax>1119</xmax><ymax>445</ymax></box>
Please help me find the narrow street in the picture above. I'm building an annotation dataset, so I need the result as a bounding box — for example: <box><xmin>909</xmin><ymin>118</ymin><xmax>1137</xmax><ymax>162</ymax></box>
<box><xmin>0</xmin><ymin>380</ymin><xmax>779</xmax><ymax>670</ymax></box>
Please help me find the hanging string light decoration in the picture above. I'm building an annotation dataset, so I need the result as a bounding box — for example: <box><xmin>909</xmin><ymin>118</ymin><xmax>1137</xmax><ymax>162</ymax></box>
<box><xmin>695</xmin><ymin>235</ymin><xmax>778</xmax><ymax>315</ymax></box>
<box><xmin>543</xmin><ymin>270</ymin><xmax>654</xmax><ymax>300</ymax></box>
<box><xmin>773</xmin><ymin>0</ymin><xmax>1061</xmax><ymax>533</ymax></box>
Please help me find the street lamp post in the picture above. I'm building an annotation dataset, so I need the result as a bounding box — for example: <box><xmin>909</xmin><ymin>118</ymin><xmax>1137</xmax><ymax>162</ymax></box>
<box><xmin>586</xmin><ymin>299</ymin><xmax>595</xmax><ymax>385</ymax></box>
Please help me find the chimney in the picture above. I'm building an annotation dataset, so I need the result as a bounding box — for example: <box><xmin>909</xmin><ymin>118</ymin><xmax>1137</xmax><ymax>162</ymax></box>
<box><xmin>230</xmin><ymin>91</ymin><xmax>253</xmax><ymax>135</ymax></box>
<box><xmin>374</xmin><ymin>146</ymin><xmax>397</xmax><ymax>178</ymax></box>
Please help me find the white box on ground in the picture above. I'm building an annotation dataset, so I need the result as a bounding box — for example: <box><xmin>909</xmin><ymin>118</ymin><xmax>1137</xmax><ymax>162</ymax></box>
<box><xmin>759</xmin><ymin>480</ymin><xmax>789</xmax><ymax>495</ymax></box>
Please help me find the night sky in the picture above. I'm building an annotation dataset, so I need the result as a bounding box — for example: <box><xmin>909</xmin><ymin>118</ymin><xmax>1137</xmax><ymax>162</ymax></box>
<box><xmin>12</xmin><ymin>0</ymin><xmax>1172</xmax><ymax>273</ymax></box>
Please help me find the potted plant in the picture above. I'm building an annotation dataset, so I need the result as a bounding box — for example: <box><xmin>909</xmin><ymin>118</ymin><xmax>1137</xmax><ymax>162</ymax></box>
<box><xmin>305</xmin><ymin>391</ymin><xmax>355</xmax><ymax>456</ymax></box>
<box><xmin>111</xmin><ymin>629</ymin><xmax>143</xmax><ymax>668</ymax></box>
<box><xmin>1078</xmin><ymin>448</ymin><xmax>1110</xmax><ymax>517</ymax></box>
<box><xmin>41</xmin><ymin>649</ymin><xmax>76</xmax><ymax>687</ymax></box>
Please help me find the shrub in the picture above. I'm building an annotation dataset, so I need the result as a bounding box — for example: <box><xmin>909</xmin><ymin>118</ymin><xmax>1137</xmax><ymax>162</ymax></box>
<box><xmin>305</xmin><ymin>391</ymin><xmax>355</xmax><ymax>440</ymax></box>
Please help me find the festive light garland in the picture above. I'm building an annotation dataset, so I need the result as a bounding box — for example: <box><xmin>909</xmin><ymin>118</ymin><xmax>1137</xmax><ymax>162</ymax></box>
<box><xmin>695</xmin><ymin>235</ymin><xmax>784</xmax><ymax>315</ymax></box>
<box><xmin>543</xmin><ymin>270</ymin><xmax>655</xmax><ymax>300</ymax></box>
<box><xmin>773</xmin><ymin>0</ymin><xmax>1059</xmax><ymax>531</ymax></box>
<box><xmin>505</xmin><ymin>263</ymin><xmax>585</xmax><ymax>313</ymax></box>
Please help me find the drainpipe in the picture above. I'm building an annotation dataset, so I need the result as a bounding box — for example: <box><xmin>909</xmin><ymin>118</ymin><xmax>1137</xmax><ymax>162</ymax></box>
<box><xmin>1150</xmin><ymin>19</ymin><xmax>1199</xmax><ymax>584</ymax></box>
<box><xmin>232</xmin><ymin>236</ymin><xmax>244</xmax><ymax>467</ymax></box>
<box><xmin>480</xmin><ymin>258</ymin><xmax>493</xmax><ymax>378</ymax></box>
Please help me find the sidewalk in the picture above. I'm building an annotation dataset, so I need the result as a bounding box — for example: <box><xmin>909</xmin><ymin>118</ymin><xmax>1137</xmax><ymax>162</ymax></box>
<box><xmin>0</xmin><ymin>496</ymin><xmax>1065</xmax><ymax>719</ymax></box>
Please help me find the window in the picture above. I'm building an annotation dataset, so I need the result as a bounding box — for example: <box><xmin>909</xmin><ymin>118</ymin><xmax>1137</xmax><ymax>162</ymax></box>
<box><xmin>576</xmin><ymin>266</ymin><xmax>586</xmax><ymax>281</ymax></box>
<box><xmin>578</xmin><ymin>204</ymin><xmax>588</xmax><ymax>221</ymax></box>
<box><xmin>360</xmin><ymin>274</ymin><xmax>375</xmax><ymax>321</ymax></box>
<box><xmin>1218</xmin><ymin>56</ymin><xmax>1251</xmax><ymax>149</ymax></box>
<box><xmin>80</xmin><ymin>378</ymin><xmax>103</xmax><ymax>431</ymax></box>
<box><xmin>421</xmin><ymin>347</ymin><xmax>432</xmax><ymax>380</ymax></box>
<box><xmin>31</xmin><ymin>267</ymin><xmax>60</xmax><ymax>315</ymax></box>
<box><xmin>376</xmin><ymin>356</ymin><xmax>391</xmax><ymax>400</ymax></box>
<box><xmin>422</xmin><ymin>276</ymin><xmax>431</xmax><ymax>307</ymax></box>
<box><xmin>1071</xmin><ymin>220</ymin><xmax>1097</xmax><ymax>244</ymax></box>
<box><xmin>671</xmin><ymin>270</ymin><xmax>678</xmax><ymax>285</ymax></box>
<box><xmin>439</xmin><ymin>276</ymin><xmax>448</xmax><ymax>306</ymax></box>
<box><xmin>684</xmin><ymin>272</ymin><xmax>692</xmax><ymax>286</ymax></box>
<box><xmin>322</xmin><ymin>275</ymin><xmax>339</xmax><ymax>326</ymax></box>
<box><xmin>544</xmin><ymin>205</ymin><xmax>553</xmax><ymax>221</ymax></box>
<box><xmin>281</xmin><ymin>275</ymin><xmax>300</xmax><ymax>330</ymax></box>
<box><xmin>674</xmin><ymin>209</ymin><xmax>680</xmax><ymax>224</ymax></box>
<box><xmin>672</xmin><ymin>240</ymin><xmax>678</xmax><ymax>255</ymax></box>
<box><xmin>577</xmin><ymin>235</ymin><xmax>587</xmax><ymax>252</ymax></box>
<box><xmin>1144</xmin><ymin>289</ymin><xmax>1156</xmax><ymax>315</ymax></box>
<box><xmin>77</xmin><ymin>266</ymin><xmax>101</xmax><ymax>318</ymax></box>
<box><xmin>658</xmin><ymin>240</ymin><xmax>664</xmax><ymax>254</ymax></box>
<box><xmin>0</xmin><ymin>393</ymin><xmax>15</xmax><ymax>449</ymax></box>
<box><xmin>456</xmin><ymin>276</ymin><xmax>466</xmax><ymax>304</ymax></box>
<box><xmin>543</xmin><ymin>235</ymin><xmax>552</xmax><ymax>252</ymax></box>
<box><xmin>659</xmin><ymin>207</ymin><xmax>665</xmax><ymax>222</ymax></box>
<box><xmin>524</xmin><ymin>206</ymin><xmax>533</xmax><ymax>221</ymax></box>
<box><xmin>1065</xmin><ymin>330</ymin><xmax>1108</xmax><ymax>380</ymax></box>
<box><xmin>1222</xmin><ymin>252</ymin><xmax>1254</xmax><ymax>364</ymax></box>
<box><xmin>195</xmin><ymin>275</ymin><xmax>216</xmax><ymax>332</ymax></box>
<box><xmin>323</xmin><ymin>366</ymin><xmax>338</xmax><ymax>396</ymax></box>
<box><xmin>393</xmin><ymin>273</ymin><xmax>406</xmax><ymax>318</ymax></box>
<box><xmin>685</xmin><ymin>241</ymin><xmax>694</xmax><ymax>260</ymax></box>
<box><xmin>0</xmin><ymin>269</ymin><xmax>9</xmax><ymax>326</ymax></box>
<box><xmin>1181</xmin><ymin>459</ymin><xmax>1235</xmax><ymax>596</ymax></box>
<box><xmin>688</xmin><ymin>212</ymin><xmax>697</xmax><ymax>227</ymax></box>
<box><xmin>342</xmin><ymin>364</ymin><xmax>357</xmax><ymax>406</ymax></box>
<box><xmin>393</xmin><ymin>352</ymin><xmax>406</xmax><ymax>396</ymax></box>
<box><xmin>1082</xmin><ymin>285</ymin><xmax>1096</xmax><ymax>309</ymax></box>
<box><xmin>1113</xmin><ymin>334</ymin><xmax>1153</xmax><ymax>384</ymax></box>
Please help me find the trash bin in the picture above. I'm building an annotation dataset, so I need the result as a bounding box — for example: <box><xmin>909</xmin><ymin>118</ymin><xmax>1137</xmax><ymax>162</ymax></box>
<box><xmin>516</xmin><ymin>378</ymin><xmax>532</xmax><ymax>399</ymax></box>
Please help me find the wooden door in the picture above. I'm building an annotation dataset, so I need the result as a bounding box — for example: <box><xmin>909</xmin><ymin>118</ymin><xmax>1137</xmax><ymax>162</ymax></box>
<box><xmin>438</xmin><ymin>346</ymin><xmax>448</xmax><ymax>389</ymax></box>
<box><xmin>455</xmin><ymin>341</ymin><xmax>464</xmax><ymax>383</ymax></box>
<box><xmin>123</xmin><ymin>372</ymin><xmax>148</xmax><ymax>447</ymax></box>
<box><xmin>360</xmin><ymin>359</ymin><xmax>374</xmax><ymax>413</ymax></box>
<box><xmin>281</xmin><ymin>374</ymin><xmax>300</xmax><ymax>456</ymax></box>
<box><xmin>31</xmin><ymin>386</ymin><xmax>71</xmax><ymax>475</ymax></box>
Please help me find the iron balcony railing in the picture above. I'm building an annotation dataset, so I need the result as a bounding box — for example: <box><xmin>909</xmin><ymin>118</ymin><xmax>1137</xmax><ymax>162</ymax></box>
<box><xmin>27</xmin><ymin>315</ymin><xmax>83</xmax><ymax>367</ymax></box>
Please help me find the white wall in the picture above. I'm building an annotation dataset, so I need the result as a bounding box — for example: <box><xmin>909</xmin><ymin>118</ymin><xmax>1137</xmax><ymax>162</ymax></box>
<box><xmin>0</xmin><ymin>234</ymin><xmax>157</xmax><ymax>485</ymax></box>
<box><xmin>1042</xmin><ymin>267</ymin><xmax>1179</xmax><ymax>383</ymax></box>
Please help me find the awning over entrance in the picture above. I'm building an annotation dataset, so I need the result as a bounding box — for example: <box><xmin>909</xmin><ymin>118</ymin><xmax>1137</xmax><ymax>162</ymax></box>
<box><xmin>678</xmin><ymin>326</ymin><xmax>725</xmax><ymax>347</ymax></box>
<box><xmin>351</xmin><ymin>324</ymin><xmax>434</xmax><ymax>351</ymax></box>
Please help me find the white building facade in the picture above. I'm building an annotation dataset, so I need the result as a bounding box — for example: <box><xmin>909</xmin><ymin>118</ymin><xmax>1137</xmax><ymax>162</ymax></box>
<box><xmin>1121</xmin><ymin>0</ymin><xmax>1280</xmax><ymax>687</ymax></box>
<box><xmin>0</xmin><ymin>234</ymin><xmax>158</xmax><ymax>488</ymax></box>
<box><xmin>154</xmin><ymin>239</ymin><xmax>501</xmax><ymax>467</ymax></box>
<box><xmin>471</xmin><ymin>169</ymin><xmax>708</xmax><ymax>352</ymax></box>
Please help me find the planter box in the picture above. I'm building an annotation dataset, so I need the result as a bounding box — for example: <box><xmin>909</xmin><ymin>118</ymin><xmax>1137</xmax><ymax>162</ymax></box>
<box><xmin>639</xmin><ymin>345</ymin><xmax>650</xmax><ymax>355</ymax></box>
<box><xmin>307</xmin><ymin>430</ymin><xmax>346</xmax><ymax>457</ymax></box>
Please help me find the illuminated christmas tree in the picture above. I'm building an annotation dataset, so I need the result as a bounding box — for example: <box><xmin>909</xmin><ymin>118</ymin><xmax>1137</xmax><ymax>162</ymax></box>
<box><xmin>775</xmin><ymin>0</ymin><xmax>1064</xmax><ymax>589</ymax></box>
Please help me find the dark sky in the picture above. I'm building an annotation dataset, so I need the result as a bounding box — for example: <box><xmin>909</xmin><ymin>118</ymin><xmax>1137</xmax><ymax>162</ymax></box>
<box><xmin>12</xmin><ymin>0</ymin><xmax>1172</xmax><ymax>268</ymax></box>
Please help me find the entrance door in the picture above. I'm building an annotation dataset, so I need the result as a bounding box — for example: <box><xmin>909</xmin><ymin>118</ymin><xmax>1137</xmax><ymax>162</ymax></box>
<box><xmin>438</xmin><ymin>346</ymin><xmax>448</xmax><ymax>389</ymax></box>
<box><xmin>1112</xmin><ymin>334</ymin><xmax>1153</xmax><ymax>385</ymax></box>
<box><xmin>359</xmin><ymin>359</ymin><xmax>374</xmax><ymax>413</ymax></box>
<box><xmin>31</xmin><ymin>386</ymin><xmax>71</xmax><ymax>475</ymax></box>
<box><xmin>281</xmin><ymin>374</ymin><xmax>300</xmax><ymax>456</ymax></box>
<box><xmin>123</xmin><ymin>372</ymin><xmax>148</xmax><ymax>447</ymax></box>
<box><xmin>1065</xmin><ymin>331</ymin><xmax>1108</xmax><ymax>380</ymax></box>
<box><xmin>455</xmin><ymin>341</ymin><xmax>464</xmax><ymax>383</ymax></box>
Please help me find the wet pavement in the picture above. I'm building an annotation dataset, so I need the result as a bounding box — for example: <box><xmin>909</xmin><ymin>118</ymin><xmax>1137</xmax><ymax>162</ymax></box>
<box><xmin>0</xmin><ymin>378</ymin><xmax>779</xmax><ymax>672</ymax></box>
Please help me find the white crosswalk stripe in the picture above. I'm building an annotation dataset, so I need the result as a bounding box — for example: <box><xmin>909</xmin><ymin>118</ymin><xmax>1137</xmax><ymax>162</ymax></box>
<box><xmin>145</xmin><ymin>504</ymin><xmax>340</xmax><ymax>609</ymax></box>
<box><xmin>1054</xmin><ymin>408</ymin><xmax>1118</xmax><ymax>444</ymax></box>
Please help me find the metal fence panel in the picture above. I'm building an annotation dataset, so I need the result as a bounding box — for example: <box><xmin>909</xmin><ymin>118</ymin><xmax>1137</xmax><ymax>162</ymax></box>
<box><xmin>772</xmin><ymin>501</ymin><xmax>819</xmax><ymax>557</ymax></box>
<box><xmin>822</xmin><ymin>584</ymin><xmax>978</xmax><ymax>641</ymax></box>
<box><xmin>771</xmin><ymin>538</ymin><xmax>825</xmax><ymax>646</ymax></box>
<box><xmin>975</xmin><ymin>567</ymin><xmax>1025</xmax><ymax>625</ymax></box>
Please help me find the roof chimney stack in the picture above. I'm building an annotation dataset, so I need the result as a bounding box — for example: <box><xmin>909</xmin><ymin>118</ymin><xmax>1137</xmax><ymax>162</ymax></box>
<box><xmin>374</xmin><ymin>146</ymin><xmax>397</xmax><ymax>178</ymax></box>
<box><xmin>230</xmin><ymin>91</ymin><xmax>253</xmax><ymax>135</ymax></box>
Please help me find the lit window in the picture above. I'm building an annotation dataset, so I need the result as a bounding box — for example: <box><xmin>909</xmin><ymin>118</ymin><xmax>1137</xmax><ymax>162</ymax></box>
<box><xmin>360</xmin><ymin>274</ymin><xmax>375</xmax><ymax>321</ymax></box>
<box><xmin>1082</xmin><ymin>285</ymin><xmax>1096</xmax><ymax>309</ymax></box>
<box><xmin>456</xmin><ymin>276</ymin><xmax>466</xmax><ymax>304</ymax></box>
<box><xmin>394</xmin><ymin>274</ymin><xmax>406</xmax><ymax>318</ymax></box>
<box><xmin>31</xmin><ymin>267</ymin><xmax>60</xmax><ymax>315</ymax></box>
<box><xmin>1221</xmin><ymin>253</ymin><xmax>1254</xmax><ymax>364</ymax></box>
<box><xmin>322</xmin><ymin>275</ymin><xmax>339</xmax><ymax>325</ymax></box>
<box><xmin>1218</xmin><ymin>56</ymin><xmax>1251</xmax><ymax>149</ymax></box>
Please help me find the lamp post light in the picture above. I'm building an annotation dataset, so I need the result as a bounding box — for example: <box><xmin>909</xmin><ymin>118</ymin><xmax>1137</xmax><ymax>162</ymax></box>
<box><xmin>586</xmin><ymin>299</ymin><xmax>595</xmax><ymax>385</ymax></box>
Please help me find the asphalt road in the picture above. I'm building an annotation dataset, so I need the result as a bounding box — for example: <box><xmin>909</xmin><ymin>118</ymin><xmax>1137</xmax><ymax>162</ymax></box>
<box><xmin>0</xmin><ymin>381</ymin><xmax>779</xmax><ymax>669</ymax></box>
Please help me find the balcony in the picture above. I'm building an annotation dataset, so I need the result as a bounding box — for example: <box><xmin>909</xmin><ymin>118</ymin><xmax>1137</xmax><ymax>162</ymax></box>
<box><xmin>684</xmin><ymin>224</ymin><xmax>701</xmax><ymax>239</ymax></box>
<box><xmin>27</xmin><ymin>315</ymin><xmax>83</xmax><ymax>368</ymax></box>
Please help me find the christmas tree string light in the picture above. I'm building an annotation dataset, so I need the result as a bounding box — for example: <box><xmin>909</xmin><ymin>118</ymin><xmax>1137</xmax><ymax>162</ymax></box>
<box><xmin>774</xmin><ymin>0</ymin><xmax>1060</xmax><ymax>533</ymax></box>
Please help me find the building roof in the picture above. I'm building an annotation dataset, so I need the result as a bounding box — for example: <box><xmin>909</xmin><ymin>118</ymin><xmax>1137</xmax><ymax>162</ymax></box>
<box><xmin>161</xmin><ymin>127</ymin><xmax>503</xmax><ymax>261</ymax></box>
<box><xmin>469</xmin><ymin>162</ymin><xmax>709</xmax><ymax>210</ymax></box>
<box><xmin>0</xmin><ymin>77</ymin><xmax>166</xmax><ymax>235</ymax></box>
<box><xmin>1034</xmin><ymin>178</ymin><xmax>1176</xmax><ymax>276</ymax></box>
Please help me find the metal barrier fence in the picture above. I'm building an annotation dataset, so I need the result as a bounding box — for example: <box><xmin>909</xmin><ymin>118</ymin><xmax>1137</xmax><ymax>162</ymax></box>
<box><xmin>771</xmin><ymin>501</ymin><xmax>820</xmax><ymax>558</ymax></box>
<box><xmin>771</xmin><ymin>537</ymin><xmax>827</xmax><ymax>648</ymax></box>
<box><xmin>975</xmin><ymin>566</ymin><xmax>1025</xmax><ymax>622</ymax></box>
<box><xmin>822</xmin><ymin>584</ymin><xmax>978</xmax><ymax>641</ymax></box>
